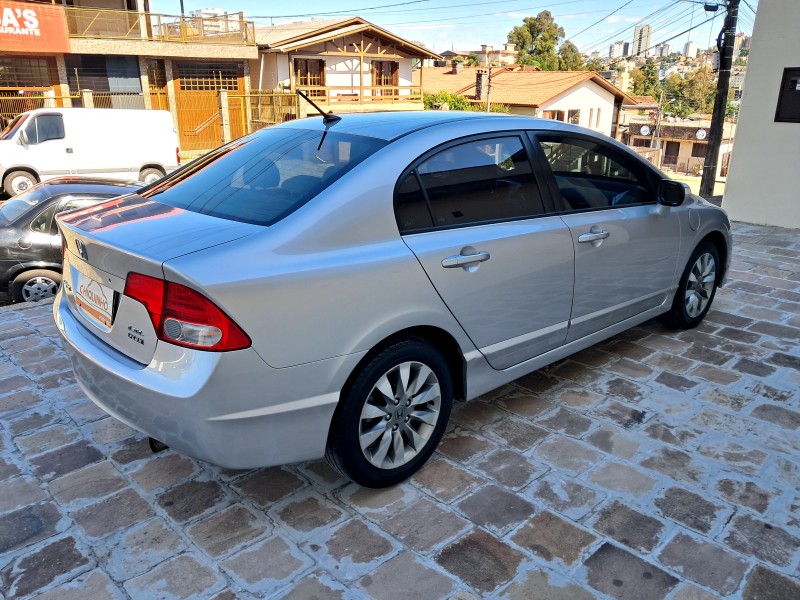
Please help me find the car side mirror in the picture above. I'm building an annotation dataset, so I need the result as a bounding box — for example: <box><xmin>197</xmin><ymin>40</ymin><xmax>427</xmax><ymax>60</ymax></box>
<box><xmin>17</xmin><ymin>129</ymin><xmax>28</xmax><ymax>147</ymax></box>
<box><xmin>657</xmin><ymin>179</ymin><xmax>688</xmax><ymax>207</ymax></box>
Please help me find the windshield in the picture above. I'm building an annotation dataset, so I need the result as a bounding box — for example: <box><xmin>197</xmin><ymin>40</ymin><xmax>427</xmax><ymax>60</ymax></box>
<box><xmin>0</xmin><ymin>183</ymin><xmax>52</xmax><ymax>225</ymax></box>
<box><xmin>142</xmin><ymin>127</ymin><xmax>386</xmax><ymax>226</ymax></box>
<box><xmin>0</xmin><ymin>113</ymin><xmax>29</xmax><ymax>141</ymax></box>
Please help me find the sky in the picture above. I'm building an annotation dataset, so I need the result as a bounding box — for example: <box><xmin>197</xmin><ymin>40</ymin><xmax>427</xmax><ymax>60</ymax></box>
<box><xmin>149</xmin><ymin>0</ymin><xmax>759</xmax><ymax>57</ymax></box>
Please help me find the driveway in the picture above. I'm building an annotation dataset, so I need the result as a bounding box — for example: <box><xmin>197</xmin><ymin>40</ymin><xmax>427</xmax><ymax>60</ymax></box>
<box><xmin>1</xmin><ymin>222</ymin><xmax>798</xmax><ymax>599</ymax></box>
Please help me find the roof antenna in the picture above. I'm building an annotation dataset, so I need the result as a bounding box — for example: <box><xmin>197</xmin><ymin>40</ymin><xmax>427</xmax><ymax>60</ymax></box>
<box><xmin>296</xmin><ymin>89</ymin><xmax>341</xmax><ymax>124</ymax></box>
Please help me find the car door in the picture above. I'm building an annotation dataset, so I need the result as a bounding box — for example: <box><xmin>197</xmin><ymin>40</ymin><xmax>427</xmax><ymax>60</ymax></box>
<box><xmin>21</xmin><ymin>113</ymin><xmax>72</xmax><ymax>178</ymax></box>
<box><xmin>396</xmin><ymin>134</ymin><xmax>575</xmax><ymax>370</ymax></box>
<box><xmin>532</xmin><ymin>133</ymin><xmax>681</xmax><ymax>343</ymax></box>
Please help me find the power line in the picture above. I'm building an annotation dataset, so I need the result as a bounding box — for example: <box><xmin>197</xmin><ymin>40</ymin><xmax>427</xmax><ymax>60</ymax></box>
<box><xmin>567</xmin><ymin>0</ymin><xmax>636</xmax><ymax>42</ymax></box>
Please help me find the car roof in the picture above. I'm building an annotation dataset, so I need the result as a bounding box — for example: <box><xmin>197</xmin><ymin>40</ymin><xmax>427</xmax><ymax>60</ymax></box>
<box><xmin>276</xmin><ymin>110</ymin><xmax>590</xmax><ymax>141</ymax></box>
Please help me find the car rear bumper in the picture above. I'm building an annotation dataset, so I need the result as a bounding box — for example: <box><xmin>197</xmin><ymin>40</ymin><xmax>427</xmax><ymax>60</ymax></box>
<box><xmin>54</xmin><ymin>291</ymin><xmax>354</xmax><ymax>469</ymax></box>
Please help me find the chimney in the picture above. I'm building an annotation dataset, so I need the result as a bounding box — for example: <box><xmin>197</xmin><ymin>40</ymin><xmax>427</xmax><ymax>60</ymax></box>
<box><xmin>451</xmin><ymin>59</ymin><xmax>464</xmax><ymax>74</ymax></box>
<box><xmin>476</xmin><ymin>70</ymin><xmax>488</xmax><ymax>100</ymax></box>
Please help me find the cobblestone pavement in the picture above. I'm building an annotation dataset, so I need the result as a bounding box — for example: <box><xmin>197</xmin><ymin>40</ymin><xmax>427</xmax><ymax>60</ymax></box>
<box><xmin>1</xmin><ymin>222</ymin><xmax>799</xmax><ymax>600</ymax></box>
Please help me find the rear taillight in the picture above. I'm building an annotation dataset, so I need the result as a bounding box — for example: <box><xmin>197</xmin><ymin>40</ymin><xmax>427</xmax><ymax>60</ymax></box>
<box><xmin>176</xmin><ymin>147</ymin><xmax>181</xmax><ymax>165</ymax></box>
<box><xmin>123</xmin><ymin>272</ymin><xmax>250</xmax><ymax>352</ymax></box>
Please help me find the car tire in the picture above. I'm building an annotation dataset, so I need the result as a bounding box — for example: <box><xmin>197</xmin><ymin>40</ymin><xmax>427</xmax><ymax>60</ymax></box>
<box><xmin>139</xmin><ymin>167</ymin><xmax>165</xmax><ymax>184</ymax></box>
<box><xmin>11</xmin><ymin>269</ymin><xmax>62</xmax><ymax>303</ymax></box>
<box><xmin>326</xmin><ymin>338</ymin><xmax>453</xmax><ymax>488</ymax></box>
<box><xmin>3</xmin><ymin>170</ymin><xmax>38</xmax><ymax>197</ymax></box>
<box><xmin>663</xmin><ymin>240</ymin><xmax>720</xmax><ymax>329</ymax></box>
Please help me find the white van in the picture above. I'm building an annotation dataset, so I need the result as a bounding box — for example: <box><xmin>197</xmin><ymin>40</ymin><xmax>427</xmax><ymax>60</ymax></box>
<box><xmin>0</xmin><ymin>108</ymin><xmax>180</xmax><ymax>196</ymax></box>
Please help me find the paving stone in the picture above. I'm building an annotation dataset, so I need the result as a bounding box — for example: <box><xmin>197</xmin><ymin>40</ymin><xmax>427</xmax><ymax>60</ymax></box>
<box><xmin>232</xmin><ymin>467</ymin><xmax>305</xmax><ymax>507</ymax></box>
<box><xmin>556</xmin><ymin>387</ymin><xmax>603</xmax><ymax>408</ymax></box>
<box><xmin>0</xmin><ymin>387</ymin><xmax>44</xmax><ymax>414</ymax></box>
<box><xmin>125</xmin><ymin>554</ymin><xmax>224</xmax><ymax>599</ymax></box>
<box><xmin>0</xmin><ymin>502</ymin><xmax>63</xmax><ymax>553</ymax></box>
<box><xmin>682</xmin><ymin>344</ymin><xmax>731</xmax><ymax>367</ymax></box>
<box><xmin>49</xmin><ymin>461</ymin><xmax>127</xmax><ymax>505</ymax></box>
<box><xmin>602</xmin><ymin>377</ymin><xmax>647</xmax><ymax>402</ymax></box>
<box><xmin>586</xmin><ymin>425</ymin><xmax>640</xmax><ymax>459</ymax></box>
<box><xmin>724</xmin><ymin>514</ymin><xmax>800</xmax><ymax>566</ymax></box>
<box><xmin>734</xmin><ymin>357</ymin><xmax>777</xmax><ymax>377</ymax></box>
<box><xmin>456</xmin><ymin>484</ymin><xmax>534</xmax><ymax>533</ymax></box>
<box><xmin>438</xmin><ymin>430</ymin><xmax>494</xmax><ymax>463</ymax></box>
<box><xmin>766</xmin><ymin>351</ymin><xmax>800</xmax><ymax>371</ymax></box>
<box><xmin>592</xmin><ymin>400</ymin><xmax>647</xmax><ymax>429</ymax></box>
<box><xmin>640</xmin><ymin>447</ymin><xmax>703</xmax><ymax>483</ymax></box>
<box><xmin>654</xmin><ymin>372</ymin><xmax>700</xmax><ymax>392</ymax></box>
<box><xmin>659</xmin><ymin>533</ymin><xmax>748</xmax><ymax>595</ymax></box>
<box><xmin>549</xmin><ymin>360</ymin><xmax>603</xmax><ymax>386</ymax></box>
<box><xmin>699</xmin><ymin>442</ymin><xmax>767</xmax><ymax>475</ymax></box>
<box><xmin>381</xmin><ymin>497</ymin><xmax>469</xmax><ymax>553</ymax></box>
<box><xmin>63</xmin><ymin>400</ymin><xmax>107</xmax><ymax>424</ymax></box>
<box><xmin>534</xmin><ymin>438</ymin><xmax>600</xmax><ymax>475</ymax></box>
<box><xmin>497</xmin><ymin>392</ymin><xmax>553</xmax><ymax>417</ymax></box>
<box><xmin>593</xmin><ymin>501</ymin><xmax>664</xmax><ymax>552</ymax></box>
<box><xmin>742</xmin><ymin>565</ymin><xmax>800</xmax><ymax>600</ymax></box>
<box><xmin>413</xmin><ymin>458</ymin><xmax>483</xmax><ymax>503</ymax></box>
<box><xmin>589</xmin><ymin>463</ymin><xmax>656</xmax><ymax>497</ymax></box>
<box><xmin>654</xmin><ymin>488</ymin><xmax>721</xmax><ymax>534</ymax></box>
<box><xmin>484</xmin><ymin>416</ymin><xmax>549</xmax><ymax>451</ymax></box>
<box><xmin>299</xmin><ymin>460</ymin><xmax>348</xmax><ymax>488</ymax></box>
<box><xmin>435</xmin><ymin>529</ymin><xmax>523</xmax><ymax>595</ymax></box>
<box><xmin>643</xmin><ymin>421</ymin><xmax>699</xmax><ymax>447</ymax></box>
<box><xmin>716</xmin><ymin>478</ymin><xmax>772</xmax><ymax>513</ymax></box>
<box><xmin>0</xmin><ymin>536</ymin><xmax>91</xmax><ymax>599</ymax></box>
<box><xmin>279</xmin><ymin>573</ymin><xmax>347</xmax><ymax>600</ymax></box>
<box><xmin>671</xmin><ymin>583</ymin><xmax>722</xmax><ymax>600</ymax></box>
<box><xmin>689</xmin><ymin>364</ymin><xmax>741</xmax><ymax>385</ymax></box>
<box><xmin>360</xmin><ymin>552</ymin><xmax>454</xmax><ymax>600</ymax></box>
<box><xmin>275</xmin><ymin>495</ymin><xmax>344</xmax><ymax>537</ymax></box>
<box><xmin>511</xmin><ymin>511</ymin><xmax>596</xmax><ymax>564</ymax></box>
<box><xmin>306</xmin><ymin>520</ymin><xmax>395</xmax><ymax>582</ymax></box>
<box><xmin>157</xmin><ymin>480</ymin><xmax>226</xmax><ymax>523</ymax></box>
<box><xmin>0</xmin><ymin>375</ymin><xmax>34</xmax><ymax>398</ymax></box>
<box><xmin>529</xmin><ymin>474</ymin><xmax>603</xmax><ymax>520</ymax></box>
<box><xmin>450</xmin><ymin>401</ymin><xmax>505</xmax><ymax>430</ymax></box>
<box><xmin>500</xmin><ymin>569</ymin><xmax>595</xmax><ymax>600</ymax></box>
<box><xmin>516</xmin><ymin>371</ymin><xmax>561</xmax><ymax>394</ymax></box>
<box><xmin>569</xmin><ymin>347</ymin><xmax>616</xmax><ymax>368</ymax></box>
<box><xmin>7</xmin><ymin>409</ymin><xmax>58</xmax><ymax>435</ymax></box>
<box><xmin>750</xmin><ymin>404</ymin><xmax>800</xmax><ymax>429</ymax></box>
<box><xmin>30</xmin><ymin>439</ymin><xmax>103</xmax><ymax>481</ymax></box>
<box><xmin>0</xmin><ymin>476</ymin><xmax>46</xmax><ymax>514</ymax></box>
<box><xmin>130</xmin><ymin>454</ymin><xmax>198</xmax><ymax>493</ymax></box>
<box><xmin>607</xmin><ymin>358</ymin><xmax>653</xmax><ymax>380</ymax></box>
<box><xmin>337</xmin><ymin>481</ymin><xmax>418</xmax><ymax>521</ymax></box>
<box><xmin>584</xmin><ymin>543</ymin><xmax>678</xmax><ymax>600</ymax></box>
<box><xmin>748</xmin><ymin>321</ymin><xmax>800</xmax><ymax>340</ymax></box>
<box><xmin>700</xmin><ymin>388</ymin><xmax>753</xmax><ymax>411</ymax></box>
<box><xmin>474</xmin><ymin>448</ymin><xmax>544</xmax><ymax>489</ymax></box>
<box><xmin>100</xmin><ymin>517</ymin><xmax>186</xmax><ymax>580</ymax></box>
<box><xmin>745</xmin><ymin>381</ymin><xmax>793</xmax><ymax>403</ymax></box>
<box><xmin>87</xmin><ymin>418</ymin><xmax>136</xmax><ymax>444</ymax></box>
<box><xmin>109</xmin><ymin>437</ymin><xmax>153</xmax><ymax>465</ymax></box>
<box><xmin>539</xmin><ymin>407</ymin><xmax>592</xmax><ymax>436</ymax></box>
<box><xmin>0</xmin><ymin>456</ymin><xmax>21</xmax><ymax>481</ymax></box>
<box><xmin>189</xmin><ymin>505</ymin><xmax>265</xmax><ymax>558</ymax></box>
<box><xmin>31</xmin><ymin>569</ymin><xmax>122</xmax><ymax>600</ymax></box>
<box><xmin>643</xmin><ymin>352</ymin><xmax>694</xmax><ymax>373</ymax></box>
<box><xmin>72</xmin><ymin>489</ymin><xmax>155</xmax><ymax>539</ymax></box>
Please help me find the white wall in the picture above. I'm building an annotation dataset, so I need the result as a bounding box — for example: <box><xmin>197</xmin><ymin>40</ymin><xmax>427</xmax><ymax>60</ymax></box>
<box><xmin>723</xmin><ymin>2</ymin><xmax>800</xmax><ymax>228</ymax></box>
<box><xmin>541</xmin><ymin>81</ymin><xmax>616</xmax><ymax>136</ymax></box>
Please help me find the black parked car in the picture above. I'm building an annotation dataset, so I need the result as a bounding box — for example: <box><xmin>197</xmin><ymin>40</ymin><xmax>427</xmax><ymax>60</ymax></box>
<box><xmin>0</xmin><ymin>177</ymin><xmax>141</xmax><ymax>302</ymax></box>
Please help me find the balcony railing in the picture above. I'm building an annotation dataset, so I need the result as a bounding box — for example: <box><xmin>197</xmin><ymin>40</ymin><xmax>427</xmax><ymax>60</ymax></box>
<box><xmin>295</xmin><ymin>85</ymin><xmax>423</xmax><ymax>104</ymax></box>
<box><xmin>64</xmin><ymin>7</ymin><xmax>256</xmax><ymax>46</ymax></box>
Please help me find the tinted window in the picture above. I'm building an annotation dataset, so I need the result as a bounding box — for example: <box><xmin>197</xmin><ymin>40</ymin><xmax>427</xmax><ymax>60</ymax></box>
<box><xmin>0</xmin><ymin>184</ymin><xmax>52</xmax><ymax>224</ymax></box>
<box><xmin>144</xmin><ymin>129</ymin><xmax>385</xmax><ymax>226</ymax></box>
<box><xmin>538</xmin><ymin>137</ymin><xmax>653</xmax><ymax>211</ymax></box>
<box><xmin>24</xmin><ymin>114</ymin><xmax>65</xmax><ymax>144</ymax></box>
<box><xmin>409</xmin><ymin>137</ymin><xmax>544</xmax><ymax>229</ymax></box>
<box><xmin>30</xmin><ymin>204</ymin><xmax>57</xmax><ymax>234</ymax></box>
<box><xmin>395</xmin><ymin>173</ymin><xmax>432</xmax><ymax>232</ymax></box>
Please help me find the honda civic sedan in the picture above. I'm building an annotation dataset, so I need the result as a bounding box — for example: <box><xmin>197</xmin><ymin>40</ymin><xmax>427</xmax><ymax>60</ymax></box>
<box><xmin>54</xmin><ymin>112</ymin><xmax>730</xmax><ymax>487</ymax></box>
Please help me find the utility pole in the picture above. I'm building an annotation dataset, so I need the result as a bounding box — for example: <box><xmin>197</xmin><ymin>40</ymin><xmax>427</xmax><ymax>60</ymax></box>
<box><xmin>485</xmin><ymin>65</ymin><xmax>492</xmax><ymax>113</ymax></box>
<box><xmin>699</xmin><ymin>0</ymin><xmax>740</xmax><ymax>197</ymax></box>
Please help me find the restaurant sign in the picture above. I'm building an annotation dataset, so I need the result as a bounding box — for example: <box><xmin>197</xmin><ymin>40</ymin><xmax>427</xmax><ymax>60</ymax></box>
<box><xmin>0</xmin><ymin>0</ymin><xmax>69</xmax><ymax>54</ymax></box>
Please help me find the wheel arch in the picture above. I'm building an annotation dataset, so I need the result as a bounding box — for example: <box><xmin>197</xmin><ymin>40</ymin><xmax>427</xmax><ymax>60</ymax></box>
<box><xmin>2</xmin><ymin>166</ymin><xmax>40</xmax><ymax>186</ymax></box>
<box><xmin>139</xmin><ymin>163</ymin><xmax>166</xmax><ymax>176</ymax></box>
<box><xmin>2</xmin><ymin>262</ymin><xmax>61</xmax><ymax>290</ymax></box>
<box><xmin>701</xmin><ymin>230</ymin><xmax>728</xmax><ymax>286</ymax></box>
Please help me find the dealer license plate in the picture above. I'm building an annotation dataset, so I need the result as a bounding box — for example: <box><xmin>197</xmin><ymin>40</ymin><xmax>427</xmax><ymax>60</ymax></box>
<box><xmin>74</xmin><ymin>271</ymin><xmax>114</xmax><ymax>328</ymax></box>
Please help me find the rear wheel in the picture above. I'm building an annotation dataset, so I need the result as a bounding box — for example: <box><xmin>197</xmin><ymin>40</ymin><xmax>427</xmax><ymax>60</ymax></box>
<box><xmin>663</xmin><ymin>240</ymin><xmax>719</xmax><ymax>329</ymax></box>
<box><xmin>12</xmin><ymin>269</ymin><xmax>62</xmax><ymax>303</ymax></box>
<box><xmin>326</xmin><ymin>338</ymin><xmax>453</xmax><ymax>488</ymax></box>
<box><xmin>139</xmin><ymin>167</ymin><xmax>165</xmax><ymax>184</ymax></box>
<box><xmin>3</xmin><ymin>170</ymin><xmax>38</xmax><ymax>197</ymax></box>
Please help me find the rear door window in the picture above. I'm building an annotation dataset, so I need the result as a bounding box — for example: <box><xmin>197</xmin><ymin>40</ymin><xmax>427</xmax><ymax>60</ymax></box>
<box><xmin>143</xmin><ymin>129</ymin><xmax>386</xmax><ymax>226</ymax></box>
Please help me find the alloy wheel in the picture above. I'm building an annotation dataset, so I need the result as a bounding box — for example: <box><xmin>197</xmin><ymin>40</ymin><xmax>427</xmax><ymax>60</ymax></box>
<box><xmin>684</xmin><ymin>252</ymin><xmax>716</xmax><ymax>318</ymax></box>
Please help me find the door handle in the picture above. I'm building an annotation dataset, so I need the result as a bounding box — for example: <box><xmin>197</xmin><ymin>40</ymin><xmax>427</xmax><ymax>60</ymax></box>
<box><xmin>442</xmin><ymin>250</ymin><xmax>490</xmax><ymax>268</ymax></box>
<box><xmin>66</xmin><ymin>148</ymin><xmax>73</xmax><ymax>154</ymax></box>
<box><xmin>578</xmin><ymin>230</ymin><xmax>609</xmax><ymax>243</ymax></box>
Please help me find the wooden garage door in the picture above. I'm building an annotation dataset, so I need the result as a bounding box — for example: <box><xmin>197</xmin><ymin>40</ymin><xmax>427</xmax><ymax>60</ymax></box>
<box><xmin>174</xmin><ymin>61</ymin><xmax>245</xmax><ymax>151</ymax></box>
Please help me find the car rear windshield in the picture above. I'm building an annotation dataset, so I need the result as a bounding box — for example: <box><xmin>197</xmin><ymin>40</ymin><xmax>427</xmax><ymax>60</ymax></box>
<box><xmin>0</xmin><ymin>184</ymin><xmax>52</xmax><ymax>225</ymax></box>
<box><xmin>142</xmin><ymin>128</ymin><xmax>386</xmax><ymax>226</ymax></box>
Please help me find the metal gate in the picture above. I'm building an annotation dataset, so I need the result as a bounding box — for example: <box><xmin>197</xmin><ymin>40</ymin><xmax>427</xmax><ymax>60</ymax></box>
<box><xmin>174</xmin><ymin>61</ymin><xmax>244</xmax><ymax>151</ymax></box>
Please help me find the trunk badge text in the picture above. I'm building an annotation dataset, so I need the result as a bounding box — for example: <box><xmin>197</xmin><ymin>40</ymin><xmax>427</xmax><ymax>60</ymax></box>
<box><xmin>127</xmin><ymin>326</ymin><xmax>145</xmax><ymax>345</ymax></box>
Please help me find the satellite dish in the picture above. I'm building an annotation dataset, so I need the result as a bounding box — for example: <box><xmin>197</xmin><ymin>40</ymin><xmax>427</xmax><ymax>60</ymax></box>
<box><xmin>696</xmin><ymin>129</ymin><xmax>707</xmax><ymax>140</ymax></box>
<box><xmin>640</xmin><ymin>125</ymin><xmax>651</xmax><ymax>136</ymax></box>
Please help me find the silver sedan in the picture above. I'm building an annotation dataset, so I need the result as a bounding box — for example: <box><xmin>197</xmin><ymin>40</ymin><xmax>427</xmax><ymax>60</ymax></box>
<box><xmin>54</xmin><ymin>111</ymin><xmax>731</xmax><ymax>487</ymax></box>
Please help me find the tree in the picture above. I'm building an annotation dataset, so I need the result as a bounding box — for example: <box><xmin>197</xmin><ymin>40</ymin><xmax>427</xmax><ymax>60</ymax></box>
<box><xmin>466</xmin><ymin>52</ymin><xmax>480</xmax><ymax>67</ymax></box>
<box><xmin>630</xmin><ymin>58</ymin><xmax>660</xmax><ymax>97</ymax></box>
<box><xmin>423</xmin><ymin>91</ymin><xmax>472</xmax><ymax>111</ymax></box>
<box><xmin>508</xmin><ymin>11</ymin><xmax>564</xmax><ymax>71</ymax></box>
<box><xmin>585</xmin><ymin>57</ymin><xmax>606</xmax><ymax>72</ymax></box>
<box><xmin>683</xmin><ymin>66</ymin><xmax>716</xmax><ymax>114</ymax></box>
<box><xmin>558</xmin><ymin>41</ymin><xmax>585</xmax><ymax>71</ymax></box>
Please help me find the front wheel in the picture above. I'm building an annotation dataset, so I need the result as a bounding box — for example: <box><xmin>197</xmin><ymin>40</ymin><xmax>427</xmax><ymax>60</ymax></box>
<box><xmin>663</xmin><ymin>240</ymin><xmax>720</xmax><ymax>329</ymax></box>
<box><xmin>139</xmin><ymin>167</ymin><xmax>165</xmax><ymax>184</ymax></box>
<box><xmin>4</xmin><ymin>170</ymin><xmax>38</xmax><ymax>197</ymax></box>
<box><xmin>12</xmin><ymin>269</ymin><xmax>62</xmax><ymax>303</ymax></box>
<box><xmin>326</xmin><ymin>338</ymin><xmax>453</xmax><ymax>488</ymax></box>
